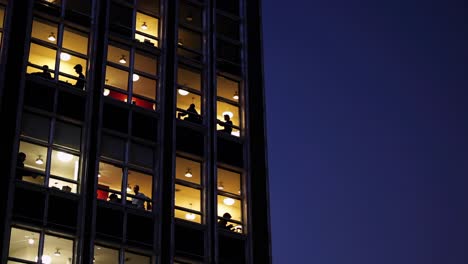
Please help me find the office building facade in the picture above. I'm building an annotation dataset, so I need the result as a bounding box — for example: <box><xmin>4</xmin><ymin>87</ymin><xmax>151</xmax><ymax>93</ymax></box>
<box><xmin>0</xmin><ymin>0</ymin><xmax>270</xmax><ymax>263</ymax></box>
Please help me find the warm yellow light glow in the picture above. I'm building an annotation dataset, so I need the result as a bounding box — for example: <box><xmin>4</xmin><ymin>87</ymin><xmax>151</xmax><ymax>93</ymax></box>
<box><xmin>57</xmin><ymin>151</ymin><xmax>73</xmax><ymax>162</ymax></box>
<box><xmin>233</xmin><ymin>91</ymin><xmax>239</xmax><ymax>100</ymax></box>
<box><xmin>185</xmin><ymin>213</ymin><xmax>196</xmax><ymax>220</ymax></box>
<box><xmin>119</xmin><ymin>55</ymin><xmax>126</xmax><ymax>64</ymax></box>
<box><xmin>178</xmin><ymin>89</ymin><xmax>189</xmax><ymax>96</ymax></box>
<box><xmin>223</xmin><ymin>197</ymin><xmax>235</xmax><ymax>206</ymax></box>
<box><xmin>222</xmin><ymin>111</ymin><xmax>233</xmax><ymax>118</ymax></box>
<box><xmin>28</xmin><ymin>238</ymin><xmax>34</xmax><ymax>245</ymax></box>
<box><xmin>47</xmin><ymin>32</ymin><xmax>56</xmax><ymax>42</ymax></box>
<box><xmin>141</xmin><ymin>22</ymin><xmax>148</xmax><ymax>30</ymax></box>
<box><xmin>60</xmin><ymin>52</ymin><xmax>71</xmax><ymax>61</ymax></box>
<box><xmin>185</xmin><ymin>168</ymin><xmax>193</xmax><ymax>178</ymax></box>
<box><xmin>35</xmin><ymin>156</ymin><xmax>44</xmax><ymax>165</ymax></box>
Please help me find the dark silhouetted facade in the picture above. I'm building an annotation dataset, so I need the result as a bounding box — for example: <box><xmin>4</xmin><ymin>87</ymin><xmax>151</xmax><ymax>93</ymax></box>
<box><xmin>0</xmin><ymin>0</ymin><xmax>270</xmax><ymax>263</ymax></box>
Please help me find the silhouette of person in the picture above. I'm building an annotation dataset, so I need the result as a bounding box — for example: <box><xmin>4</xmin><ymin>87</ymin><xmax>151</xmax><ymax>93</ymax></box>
<box><xmin>108</xmin><ymin>193</ymin><xmax>119</xmax><ymax>203</ymax></box>
<box><xmin>178</xmin><ymin>103</ymin><xmax>201</xmax><ymax>123</ymax></box>
<box><xmin>131</xmin><ymin>185</ymin><xmax>149</xmax><ymax>209</ymax></box>
<box><xmin>73</xmin><ymin>64</ymin><xmax>85</xmax><ymax>90</ymax></box>
<box><xmin>219</xmin><ymin>114</ymin><xmax>233</xmax><ymax>134</ymax></box>
<box><xmin>31</xmin><ymin>65</ymin><xmax>52</xmax><ymax>79</ymax></box>
<box><xmin>16</xmin><ymin>152</ymin><xmax>26</xmax><ymax>180</ymax></box>
<box><xmin>218</xmin><ymin>212</ymin><xmax>234</xmax><ymax>230</ymax></box>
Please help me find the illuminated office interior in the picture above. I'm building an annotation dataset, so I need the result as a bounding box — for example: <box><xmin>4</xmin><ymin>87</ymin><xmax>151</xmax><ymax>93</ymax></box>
<box><xmin>0</xmin><ymin>0</ymin><xmax>270</xmax><ymax>263</ymax></box>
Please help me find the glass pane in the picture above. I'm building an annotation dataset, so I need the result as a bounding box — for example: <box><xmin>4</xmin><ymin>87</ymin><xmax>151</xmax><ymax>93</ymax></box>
<box><xmin>107</xmin><ymin>44</ymin><xmax>130</xmax><ymax>67</ymax></box>
<box><xmin>129</xmin><ymin>142</ymin><xmax>154</xmax><ymax>169</ymax></box>
<box><xmin>135</xmin><ymin>12</ymin><xmax>159</xmax><ymax>39</ymax></box>
<box><xmin>175</xmin><ymin>208</ymin><xmax>201</xmax><ymax>224</ymax></box>
<box><xmin>58</xmin><ymin>56</ymin><xmax>87</xmax><ymax>85</ymax></box>
<box><xmin>128</xmin><ymin>169</ymin><xmax>152</xmax><ymax>201</ymax></box>
<box><xmin>21</xmin><ymin>112</ymin><xmax>50</xmax><ymax>142</ymax></box>
<box><xmin>132</xmin><ymin>75</ymin><xmax>156</xmax><ymax>99</ymax></box>
<box><xmin>179</xmin><ymin>1</ymin><xmax>202</xmax><ymax>28</ymax></box>
<box><xmin>178</xmin><ymin>27</ymin><xmax>201</xmax><ymax>52</ymax></box>
<box><xmin>106</xmin><ymin>66</ymin><xmax>128</xmax><ymax>91</ymax></box>
<box><xmin>63</xmin><ymin>27</ymin><xmax>88</xmax><ymax>55</ymax></box>
<box><xmin>8</xmin><ymin>228</ymin><xmax>40</xmax><ymax>262</ymax></box>
<box><xmin>135</xmin><ymin>33</ymin><xmax>158</xmax><ymax>47</ymax></box>
<box><xmin>125</xmin><ymin>251</ymin><xmax>151</xmax><ymax>264</ymax></box>
<box><xmin>217</xmin><ymin>75</ymin><xmax>239</xmax><ymax>101</ymax></box>
<box><xmin>0</xmin><ymin>7</ymin><xmax>5</xmax><ymax>29</ymax></box>
<box><xmin>94</xmin><ymin>246</ymin><xmax>119</xmax><ymax>264</ymax></box>
<box><xmin>217</xmin><ymin>195</ymin><xmax>241</xmax><ymax>221</ymax></box>
<box><xmin>98</xmin><ymin>162</ymin><xmax>123</xmax><ymax>194</ymax></box>
<box><xmin>177</xmin><ymin>66</ymin><xmax>201</xmax><ymax>91</ymax></box>
<box><xmin>54</xmin><ymin>121</ymin><xmax>81</xmax><ymax>150</ymax></box>
<box><xmin>49</xmin><ymin>177</ymin><xmax>78</xmax><ymax>193</ymax></box>
<box><xmin>175</xmin><ymin>157</ymin><xmax>201</xmax><ymax>184</ymax></box>
<box><xmin>137</xmin><ymin>0</ymin><xmax>159</xmax><ymax>14</ymax></box>
<box><xmin>216</xmin><ymin>101</ymin><xmax>239</xmax><ymax>133</ymax></box>
<box><xmin>28</xmin><ymin>43</ymin><xmax>57</xmax><ymax>71</ymax></box>
<box><xmin>66</xmin><ymin>0</ymin><xmax>91</xmax><ymax>15</ymax></box>
<box><xmin>43</xmin><ymin>234</ymin><xmax>74</xmax><ymax>263</ymax></box>
<box><xmin>19</xmin><ymin>141</ymin><xmax>47</xmax><ymax>172</ymax></box>
<box><xmin>217</xmin><ymin>168</ymin><xmax>241</xmax><ymax>195</ymax></box>
<box><xmin>216</xmin><ymin>14</ymin><xmax>240</xmax><ymax>40</ymax></box>
<box><xmin>50</xmin><ymin>150</ymin><xmax>80</xmax><ymax>182</ymax></box>
<box><xmin>31</xmin><ymin>19</ymin><xmax>58</xmax><ymax>43</ymax></box>
<box><xmin>101</xmin><ymin>135</ymin><xmax>125</xmax><ymax>161</ymax></box>
<box><xmin>175</xmin><ymin>184</ymin><xmax>200</xmax><ymax>212</ymax></box>
<box><xmin>176</xmin><ymin>91</ymin><xmax>201</xmax><ymax>123</ymax></box>
<box><xmin>134</xmin><ymin>51</ymin><xmax>157</xmax><ymax>75</ymax></box>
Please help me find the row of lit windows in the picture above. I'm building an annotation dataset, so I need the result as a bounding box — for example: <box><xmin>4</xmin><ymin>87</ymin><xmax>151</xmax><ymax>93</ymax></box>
<box><xmin>8</xmin><ymin>226</ymin><xmax>151</xmax><ymax>264</ymax></box>
<box><xmin>17</xmin><ymin>104</ymin><xmax>245</xmax><ymax>231</ymax></box>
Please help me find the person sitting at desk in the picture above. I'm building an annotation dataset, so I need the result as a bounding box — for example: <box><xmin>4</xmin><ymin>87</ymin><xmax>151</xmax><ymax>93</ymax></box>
<box><xmin>30</xmin><ymin>65</ymin><xmax>52</xmax><ymax>79</ymax></box>
<box><xmin>218</xmin><ymin>114</ymin><xmax>233</xmax><ymax>134</ymax></box>
<box><xmin>178</xmin><ymin>103</ymin><xmax>202</xmax><ymax>123</ymax></box>
<box><xmin>73</xmin><ymin>64</ymin><xmax>85</xmax><ymax>90</ymax></box>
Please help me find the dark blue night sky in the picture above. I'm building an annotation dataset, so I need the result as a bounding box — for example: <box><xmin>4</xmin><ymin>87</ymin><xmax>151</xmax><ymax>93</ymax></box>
<box><xmin>262</xmin><ymin>1</ymin><xmax>468</xmax><ymax>263</ymax></box>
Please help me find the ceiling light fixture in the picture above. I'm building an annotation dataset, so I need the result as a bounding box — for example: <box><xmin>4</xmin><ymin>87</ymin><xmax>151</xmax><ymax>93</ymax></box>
<box><xmin>233</xmin><ymin>91</ymin><xmax>239</xmax><ymax>100</ymax></box>
<box><xmin>28</xmin><ymin>237</ymin><xmax>35</xmax><ymax>245</ymax></box>
<box><xmin>47</xmin><ymin>32</ymin><xmax>56</xmax><ymax>42</ymax></box>
<box><xmin>35</xmin><ymin>155</ymin><xmax>44</xmax><ymax>165</ymax></box>
<box><xmin>132</xmin><ymin>73</ymin><xmax>139</xmax><ymax>82</ymax></box>
<box><xmin>60</xmin><ymin>52</ymin><xmax>71</xmax><ymax>61</ymax></box>
<box><xmin>217</xmin><ymin>182</ymin><xmax>224</xmax><ymax>190</ymax></box>
<box><xmin>57</xmin><ymin>151</ymin><xmax>73</xmax><ymax>162</ymax></box>
<box><xmin>54</xmin><ymin>248</ymin><xmax>61</xmax><ymax>256</ymax></box>
<box><xmin>178</xmin><ymin>39</ymin><xmax>183</xmax><ymax>46</ymax></box>
<box><xmin>178</xmin><ymin>89</ymin><xmax>189</xmax><ymax>96</ymax></box>
<box><xmin>103</xmin><ymin>88</ymin><xmax>110</xmax><ymax>96</ymax></box>
<box><xmin>185</xmin><ymin>168</ymin><xmax>193</xmax><ymax>178</ymax></box>
<box><xmin>126</xmin><ymin>184</ymin><xmax>132</xmax><ymax>192</ymax></box>
<box><xmin>141</xmin><ymin>22</ymin><xmax>148</xmax><ymax>30</ymax></box>
<box><xmin>119</xmin><ymin>55</ymin><xmax>127</xmax><ymax>64</ymax></box>
<box><xmin>185</xmin><ymin>14</ymin><xmax>193</xmax><ymax>22</ymax></box>
<box><xmin>223</xmin><ymin>197</ymin><xmax>235</xmax><ymax>206</ymax></box>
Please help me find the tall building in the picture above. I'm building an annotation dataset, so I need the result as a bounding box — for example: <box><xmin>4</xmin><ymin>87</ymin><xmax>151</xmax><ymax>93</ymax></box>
<box><xmin>0</xmin><ymin>0</ymin><xmax>270</xmax><ymax>263</ymax></box>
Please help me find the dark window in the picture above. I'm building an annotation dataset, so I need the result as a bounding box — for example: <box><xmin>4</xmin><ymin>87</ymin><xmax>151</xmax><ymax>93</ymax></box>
<box><xmin>101</xmin><ymin>135</ymin><xmax>126</xmax><ymax>161</ymax></box>
<box><xmin>21</xmin><ymin>112</ymin><xmax>50</xmax><ymax>142</ymax></box>
<box><xmin>216</xmin><ymin>0</ymin><xmax>239</xmax><ymax>16</ymax></box>
<box><xmin>57</xmin><ymin>91</ymin><xmax>86</xmax><ymax>121</ymax></box>
<box><xmin>103</xmin><ymin>103</ymin><xmax>129</xmax><ymax>133</ymax></box>
<box><xmin>217</xmin><ymin>40</ymin><xmax>241</xmax><ymax>64</ymax></box>
<box><xmin>216</xmin><ymin>14</ymin><xmax>240</xmax><ymax>40</ymax></box>
<box><xmin>132</xmin><ymin>112</ymin><xmax>157</xmax><ymax>141</ymax></box>
<box><xmin>54</xmin><ymin>121</ymin><xmax>81</xmax><ymax>150</ymax></box>
<box><xmin>137</xmin><ymin>0</ymin><xmax>160</xmax><ymax>14</ymax></box>
<box><xmin>129</xmin><ymin>142</ymin><xmax>154</xmax><ymax>169</ymax></box>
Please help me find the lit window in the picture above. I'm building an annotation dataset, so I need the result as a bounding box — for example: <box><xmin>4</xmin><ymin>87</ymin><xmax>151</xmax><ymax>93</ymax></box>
<box><xmin>217</xmin><ymin>168</ymin><xmax>244</xmax><ymax>233</ymax></box>
<box><xmin>174</xmin><ymin>156</ymin><xmax>203</xmax><ymax>223</ymax></box>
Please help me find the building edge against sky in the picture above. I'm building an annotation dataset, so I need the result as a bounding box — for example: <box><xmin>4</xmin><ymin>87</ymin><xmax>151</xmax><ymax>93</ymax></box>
<box><xmin>0</xmin><ymin>0</ymin><xmax>271</xmax><ymax>263</ymax></box>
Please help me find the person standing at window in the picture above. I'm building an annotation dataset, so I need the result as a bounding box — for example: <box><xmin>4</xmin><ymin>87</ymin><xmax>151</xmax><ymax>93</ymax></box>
<box><xmin>73</xmin><ymin>64</ymin><xmax>85</xmax><ymax>90</ymax></box>
<box><xmin>219</xmin><ymin>114</ymin><xmax>233</xmax><ymax>134</ymax></box>
<box><xmin>132</xmin><ymin>185</ymin><xmax>149</xmax><ymax>209</ymax></box>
